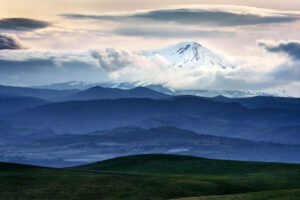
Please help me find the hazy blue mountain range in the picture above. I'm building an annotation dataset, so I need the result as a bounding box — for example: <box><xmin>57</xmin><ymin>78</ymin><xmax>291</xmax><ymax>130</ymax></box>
<box><xmin>2</xmin><ymin>126</ymin><xmax>300</xmax><ymax>167</ymax></box>
<box><xmin>0</xmin><ymin>96</ymin><xmax>48</xmax><ymax>115</ymax></box>
<box><xmin>1</xmin><ymin>84</ymin><xmax>169</xmax><ymax>101</ymax></box>
<box><xmin>0</xmin><ymin>84</ymin><xmax>299</xmax><ymax>167</ymax></box>
<box><xmin>33</xmin><ymin>81</ymin><xmax>278</xmax><ymax>98</ymax></box>
<box><xmin>63</xmin><ymin>86</ymin><xmax>170</xmax><ymax>101</ymax></box>
<box><xmin>0</xmin><ymin>85</ymin><xmax>78</xmax><ymax>101</ymax></box>
<box><xmin>2</xmin><ymin>95</ymin><xmax>299</xmax><ymax>144</ymax></box>
<box><xmin>210</xmin><ymin>95</ymin><xmax>300</xmax><ymax>111</ymax></box>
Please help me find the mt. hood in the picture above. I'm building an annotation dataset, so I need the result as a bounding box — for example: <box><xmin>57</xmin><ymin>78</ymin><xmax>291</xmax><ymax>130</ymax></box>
<box><xmin>143</xmin><ymin>41</ymin><xmax>232</xmax><ymax>69</ymax></box>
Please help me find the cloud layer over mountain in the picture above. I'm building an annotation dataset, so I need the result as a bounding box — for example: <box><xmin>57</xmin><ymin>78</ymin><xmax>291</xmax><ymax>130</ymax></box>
<box><xmin>0</xmin><ymin>40</ymin><xmax>299</xmax><ymax>96</ymax></box>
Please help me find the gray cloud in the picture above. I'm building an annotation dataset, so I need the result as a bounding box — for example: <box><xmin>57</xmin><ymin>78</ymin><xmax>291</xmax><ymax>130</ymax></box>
<box><xmin>62</xmin><ymin>8</ymin><xmax>300</xmax><ymax>26</ymax></box>
<box><xmin>259</xmin><ymin>41</ymin><xmax>300</xmax><ymax>60</ymax></box>
<box><xmin>91</xmin><ymin>49</ymin><xmax>132</xmax><ymax>72</ymax></box>
<box><xmin>0</xmin><ymin>34</ymin><xmax>24</xmax><ymax>50</ymax></box>
<box><xmin>0</xmin><ymin>18</ymin><xmax>50</xmax><ymax>31</ymax></box>
<box><xmin>113</xmin><ymin>27</ymin><xmax>235</xmax><ymax>38</ymax></box>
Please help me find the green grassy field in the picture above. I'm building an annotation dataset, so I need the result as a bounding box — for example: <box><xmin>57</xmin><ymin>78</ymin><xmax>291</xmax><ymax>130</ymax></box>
<box><xmin>175</xmin><ymin>189</ymin><xmax>300</xmax><ymax>200</ymax></box>
<box><xmin>1</xmin><ymin>154</ymin><xmax>300</xmax><ymax>200</ymax></box>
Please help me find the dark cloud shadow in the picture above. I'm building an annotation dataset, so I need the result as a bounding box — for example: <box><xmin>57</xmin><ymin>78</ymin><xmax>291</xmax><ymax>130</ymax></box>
<box><xmin>0</xmin><ymin>18</ymin><xmax>51</xmax><ymax>31</ymax></box>
<box><xmin>259</xmin><ymin>41</ymin><xmax>300</xmax><ymax>60</ymax></box>
<box><xmin>0</xmin><ymin>34</ymin><xmax>24</xmax><ymax>50</ymax></box>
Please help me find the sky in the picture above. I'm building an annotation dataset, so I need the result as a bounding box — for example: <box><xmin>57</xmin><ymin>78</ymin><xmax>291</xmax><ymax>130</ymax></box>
<box><xmin>0</xmin><ymin>0</ymin><xmax>300</xmax><ymax>96</ymax></box>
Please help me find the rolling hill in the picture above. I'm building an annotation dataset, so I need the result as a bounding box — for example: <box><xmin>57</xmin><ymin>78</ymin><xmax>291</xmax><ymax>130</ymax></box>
<box><xmin>32</xmin><ymin>80</ymin><xmax>278</xmax><ymax>98</ymax></box>
<box><xmin>17</xmin><ymin>126</ymin><xmax>300</xmax><ymax>167</ymax></box>
<box><xmin>210</xmin><ymin>95</ymin><xmax>300</xmax><ymax>111</ymax></box>
<box><xmin>0</xmin><ymin>85</ymin><xmax>78</xmax><ymax>101</ymax></box>
<box><xmin>0</xmin><ymin>96</ymin><xmax>48</xmax><ymax>115</ymax></box>
<box><xmin>175</xmin><ymin>189</ymin><xmax>300</xmax><ymax>200</ymax></box>
<box><xmin>73</xmin><ymin>154</ymin><xmax>300</xmax><ymax>175</ymax></box>
<box><xmin>1</xmin><ymin>154</ymin><xmax>300</xmax><ymax>200</ymax></box>
<box><xmin>63</xmin><ymin>86</ymin><xmax>170</xmax><ymax>101</ymax></box>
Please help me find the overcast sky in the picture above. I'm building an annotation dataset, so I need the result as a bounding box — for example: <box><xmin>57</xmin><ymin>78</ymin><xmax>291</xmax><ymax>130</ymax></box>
<box><xmin>0</xmin><ymin>0</ymin><xmax>300</xmax><ymax>96</ymax></box>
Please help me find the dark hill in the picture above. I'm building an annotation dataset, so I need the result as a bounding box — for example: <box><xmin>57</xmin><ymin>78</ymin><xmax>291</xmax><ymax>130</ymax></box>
<box><xmin>74</xmin><ymin>154</ymin><xmax>300</xmax><ymax>175</ymax></box>
<box><xmin>1</xmin><ymin>154</ymin><xmax>300</xmax><ymax>200</ymax></box>
<box><xmin>0</xmin><ymin>85</ymin><xmax>78</xmax><ymax>101</ymax></box>
<box><xmin>63</xmin><ymin>86</ymin><xmax>170</xmax><ymax>100</ymax></box>
<box><xmin>211</xmin><ymin>95</ymin><xmax>300</xmax><ymax>111</ymax></box>
<box><xmin>0</xmin><ymin>96</ymin><xmax>48</xmax><ymax>115</ymax></box>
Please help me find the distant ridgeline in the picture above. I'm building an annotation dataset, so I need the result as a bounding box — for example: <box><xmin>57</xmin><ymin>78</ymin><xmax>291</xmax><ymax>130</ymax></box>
<box><xmin>0</xmin><ymin>84</ymin><xmax>299</xmax><ymax>167</ymax></box>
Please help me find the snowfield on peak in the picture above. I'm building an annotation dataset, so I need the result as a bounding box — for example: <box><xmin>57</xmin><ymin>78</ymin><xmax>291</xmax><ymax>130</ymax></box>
<box><xmin>143</xmin><ymin>41</ymin><xmax>232</xmax><ymax>69</ymax></box>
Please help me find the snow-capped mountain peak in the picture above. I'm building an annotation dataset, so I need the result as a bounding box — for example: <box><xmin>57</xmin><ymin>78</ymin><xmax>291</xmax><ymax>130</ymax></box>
<box><xmin>144</xmin><ymin>41</ymin><xmax>232</xmax><ymax>69</ymax></box>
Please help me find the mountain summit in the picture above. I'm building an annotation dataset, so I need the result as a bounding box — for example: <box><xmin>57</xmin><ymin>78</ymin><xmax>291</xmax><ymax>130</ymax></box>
<box><xmin>144</xmin><ymin>41</ymin><xmax>232</xmax><ymax>69</ymax></box>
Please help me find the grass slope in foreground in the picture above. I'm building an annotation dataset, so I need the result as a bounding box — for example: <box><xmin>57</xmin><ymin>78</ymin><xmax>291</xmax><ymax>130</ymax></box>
<box><xmin>1</xmin><ymin>154</ymin><xmax>300</xmax><ymax>200</ymax></box>
<box><xmin>175</xmin><ymin>189</ymin><xmax>300</xmax><ymax>200</ymax></box>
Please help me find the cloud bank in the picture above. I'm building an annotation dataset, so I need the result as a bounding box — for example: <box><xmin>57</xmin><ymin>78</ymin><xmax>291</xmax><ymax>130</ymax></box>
<box><xmin>62</xmin><ymin>5</ymin><xmax>300</xmax><ymax>27</ymax></box>
<box><xmin>60</xmin><ymin>5</ymin><xmax>300</xmax><ymax>41</ymax></box>
<box><xmin>0</xmin><ymin>34</ymin><xmax>24</xmax><ymax>50</ymax></box>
